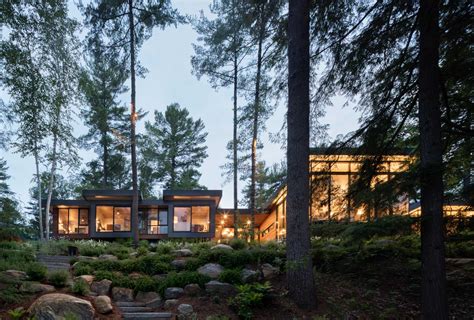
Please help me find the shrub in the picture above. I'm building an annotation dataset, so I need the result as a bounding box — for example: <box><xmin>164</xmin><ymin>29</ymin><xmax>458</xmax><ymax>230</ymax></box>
<box><xmin>73</xmin><ymin>262</ymin><xmax>94</xmax><ymax>276</ymax></box>
<box><xmin>0</xmin><ymin>228</ymin><xmax>21</xmax><ymax>242</ymax></box>
<box><xmin>48</xmin><ymin>270</ymin><xmax>69</xmax><ymax>287</ymax></box>
<box><xmin>218</xmin><ymin>250</ymin><xmax>254</xmax><ymax>269</ymax></box>
<box><xmin>229</xmin><ymin>282</ymin><xmax>272</xmax><ymax>320</ymax></box>
<box><xmin>137</xmin><ymin>246</ymin><xmax>148</xmax><ymax>257</ymax></box>
<box><xmin>229</xmin><ymin>239</ymin><xmax>247</xmax><ymax>250</ymax></box>
<box><xmin>218</xmin><ymin>268</ymin><xmax>242</xmax><ymax>285</ymax></box>
<box><xmin>158</xmin><ymin>271</ymin><xmax>210</xmax><ymax>295</ymax></box>
<box><xmin>26</xmin><ymin>263</ymin><xmax>47</xmax><ymax>281</ymax></box>
<box><xmin>7</xmin><ymin>307</ymin><xmax>26</xmax><ymax>320</ymax></box>
<box><xmin>71</xmin><ymin>278</ymin><xmax>89</xmax><ymax>296</ymax></box>
<box><xmin>183</xmin><ymin>258</ymin><xmax>202</xmax><ymax>271</ymax></box>
<box><xmin>341</xmin><ymin>216</ymin><xmax>415</xmax><ymax>243</ymax></box>
<box><xmin>446</xmin><ymin>241</ymin><xmax>474</xmax><ymax>258</ymax></box>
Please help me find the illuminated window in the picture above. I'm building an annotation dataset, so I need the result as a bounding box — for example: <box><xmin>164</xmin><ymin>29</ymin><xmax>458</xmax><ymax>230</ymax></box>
<box><xmin>173</xmin><ymin>206</ymin><xmax>210</xmax><ymax>233</ymax></box>
<box><xmin>140</xmin><ymin>208</ymin><xmax>168</xmax><ymax>234</ymax></box>
<box><xmin>58</xmin><ymin>208</ymin><xmax>88</xmax><ymax>234</ymax></box>
<box><xmin>96</xmin><ymin>206</ymin><xmax>130</xmax><ymax>232</ymax></box>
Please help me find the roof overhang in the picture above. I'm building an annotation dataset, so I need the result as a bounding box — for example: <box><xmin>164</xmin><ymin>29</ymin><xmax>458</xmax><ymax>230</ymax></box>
<box><xmin>163</xmin><ymin>190</ymin><xmax>222</xmax><ymax>206</ymax></box>
<box><xmin>81</xmin><ymin>189</ymin><xmax>143</xmax><ymax>201</ymax></box>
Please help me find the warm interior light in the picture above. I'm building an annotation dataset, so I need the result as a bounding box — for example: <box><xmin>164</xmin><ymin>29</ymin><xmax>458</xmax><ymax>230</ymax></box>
<box><xmin>223</xmin><ymin>214</ymin><xmax>228</xmax><ymax>219</ymax></box>
<box><xmin>357</xmin><ymin>209</ymin><xmax>363</xmax><ymax>216</ymax></box>
<box><xmin>246</xmin><ymin>220</ymin><xmax>251</xmax><ymax>225</ymax></box>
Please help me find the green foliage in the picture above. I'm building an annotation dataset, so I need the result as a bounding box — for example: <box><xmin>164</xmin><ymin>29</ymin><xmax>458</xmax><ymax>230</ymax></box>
<box><xmin>158</xmin><ymin>271</ymin><xmax>210</xmax><ymax>295</ymax></box>
<box><xmin>229</xmin><ymin>282</ymin><xmax>272</xmax><ymax>320</ymax></box>
<box><xmin>446</xmin><ymin>241</ymin><xmax>474</xmax><ymax>258</ymax></box>
<box><xmin>94</xmin><ymin>270</ymin><xmax>159</xmax><ymax>292</ymax></box>
<box><xmin>7</xmin><ymin>307</ymin><xmax>26</xmax><ymax>320</ymax></box>
<box><xmin>26</xmin><ymin>263</ymin><xmax>47</xmax><ymax>281</ymax></box>
<box><xmin>73</xmin><ymin>263</ymin><xmax>94</xmax><ymax>276</ymax></box>
<box><xmin>183</xmin><ymin>257</ymin><xmax>202</xmax><ymax>271</ymax></box>
<box><xmin>218</xmin><ymin>268</ymin><xmax>242</xmax><ymax>285</ymax></box>
<box><xmin>229</xmin><ymin>238</ymin><xmax>247</xmax><ymax>250</ymax></box>
<box><xmin>0</xmin><ymin>244</ymin><xmax>35</xmax><ymax>272</ymax></box>
<box><xmin>71</xmin><ymin>278</ymin><xmax>89</xmax><ymax>296</ymax></box>
<box><xmin>48</xmin><ymin>270</ymin><xmax>69</xmax><ymax>287</ymax></box>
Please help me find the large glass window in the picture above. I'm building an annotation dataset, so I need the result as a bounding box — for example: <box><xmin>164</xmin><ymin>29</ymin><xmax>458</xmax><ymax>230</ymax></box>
<box><xmin>96</xmin><ymin>206</ymin><xmax>130</xmax><ymax>232</ymax></box>
<box><xmin>58</xmin><ymin>208</ymin><xmax>88</xmax><ymax>234</ymax></box>
<box><xmin>139</xmin><ymin>208</ymin><xmax>168</xmax><ymax>234</ymax></box>
<box><xmin>173</xmin><ymin>206</ymin><xmax>210</xmax><ymax>233</ymax></box>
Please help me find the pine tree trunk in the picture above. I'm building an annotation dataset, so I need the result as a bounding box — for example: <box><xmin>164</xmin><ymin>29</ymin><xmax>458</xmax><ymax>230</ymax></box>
<box><xmin>286</xmin><ymin>0</ymin><xmax>316</xmax><ymax>309</ymax></box>
<box><xmin>129</xmin><ymin>0</ymin><xmax>139</xmax><ymax>247</ymax></box>
<box><xmin>250</xmin><ymin>7</ymin><xmax>264</xmax><ymax>241</ymax></box>
<box><xmin>45</xmin><ymin>131</ymin><xmax>58</xmax><ymax>241</ymax></box>
<box><xmin>418</xmin><ymin>0</ymin><xmax>448</xmax><ymax>318</ymax></box>
<box><xmin>34</xmin><ymin>149</ymin><xmax>43</xmax><ymax>241</ymax></box>
<box><xmin>233</xmin><ymin>51</ymin><xmax>239</xmax><ymax>239</ymax></box>
<box><xmin>103</xmin><ymin>132</ymin><xmax>109</xmax><ymax>187</ymax></box>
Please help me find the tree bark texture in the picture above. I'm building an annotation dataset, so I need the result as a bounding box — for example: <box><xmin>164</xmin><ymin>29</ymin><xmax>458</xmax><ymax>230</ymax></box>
<box><xmin>286</xmin><ymin>0</ymin><xmax>316</xmax><ymax>309</ymax></box>
<box><xmin>418</xmin><ymin>0</ymin><xmax>448</xmax><ymax>318</ymax></box>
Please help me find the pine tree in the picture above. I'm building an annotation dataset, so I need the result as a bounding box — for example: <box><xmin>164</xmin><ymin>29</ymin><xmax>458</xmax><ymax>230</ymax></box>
<box><xmin>81</xmin><ymin>0</ymin><xmax>183</xmax><ymax>246</ymax></box>
<box><xmin>0</xmin><ymin>158</ymin><xmax>23</xmax><ymax>229</ymax></box>
<box><xmin>79</xmin><ymin>35</ymin><xmax>130</xmax><ymax>189</ymax></box>
<box><xmin>141</xmin><ymin>103</ymin><xmax>208</xmax><ymax>190</ymax></box>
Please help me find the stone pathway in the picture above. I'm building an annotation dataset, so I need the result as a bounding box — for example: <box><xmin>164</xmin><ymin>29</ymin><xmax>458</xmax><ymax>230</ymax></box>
<box><xmin>36</xmin><ymin>254</ymin><xmax>72</xmax><ymax>272</ymax></box>
<box><xmin>116</xmin><ymin>302</ymin><xmax>172</xmax><ymax>319</ymax></box>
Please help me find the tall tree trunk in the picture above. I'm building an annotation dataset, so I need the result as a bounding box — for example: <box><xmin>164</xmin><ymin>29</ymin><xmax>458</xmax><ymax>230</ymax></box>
<box><xmin>103</xmin><ymin>132</ymin><xmax>109</xmax><ymax>187</ymax></box>
<box><xmin>233</xmin><ymin>52</ymin><xmax>239</xmax><ymax>238</ymax></box>
<box><xmin>45</xmin><ymin>130</ymin><xmax>58</xmax><ymax>241</ymax></box>
<box><xmin>34</xmin><ymin>149</ymin><xmax>43</xmax><ymax>240</ymax></box>
<box><xmin>286</xmin><ymin>0</ymin><xmax>316</xmax><ymax>309</ymax></box>
<box><xmin>249</xmin><ymin>8</ymin><xmax>264</xmax><ymax>241</ymax></box>
<box><xmin>418</xmin><ymin>0</ymin><xmax>447</xmax><ymax>318</ymax></box>
<box><xmin>129</xmin><ymin>0</ymin><xmax>139</xmax><ymax>247</ymax></box>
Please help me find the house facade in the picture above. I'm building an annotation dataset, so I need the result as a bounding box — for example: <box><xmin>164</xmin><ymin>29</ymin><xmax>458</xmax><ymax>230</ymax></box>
<box><xmin>47</xmin><ymin>149</ymin><xmax>473</xmax><ymax>241</ymax></box>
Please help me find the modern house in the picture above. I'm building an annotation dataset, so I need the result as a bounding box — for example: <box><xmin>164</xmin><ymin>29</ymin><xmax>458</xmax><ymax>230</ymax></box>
<box><xmin>47</xmin><ymin>149</ymin><xmax>473</xmax><ymax>241</ymax></box>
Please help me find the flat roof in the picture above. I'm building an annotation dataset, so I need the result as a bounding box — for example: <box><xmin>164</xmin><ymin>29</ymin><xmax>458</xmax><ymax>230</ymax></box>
<box><xmin>82</xmin><ymin>189</ymin><xmax>143</xmax><ymax>201</ymax></box>
<box><xmin>163</xmin><ymin>190</ymin><xmax>222</xmax><ymax>206</ymax></box>
<box><xmin>310</xmin><ymin>146</ymin><xmax>415</xmax><ymax>156</ymax></box>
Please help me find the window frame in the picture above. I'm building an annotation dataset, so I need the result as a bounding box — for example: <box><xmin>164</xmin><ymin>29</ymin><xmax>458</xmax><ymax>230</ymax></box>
<box><xmin>172</xmin><ymin>205</ymin><xmax>210</xmax><ymax>233</ymax></box>
<box><xmin>96</xmin><ymin>205</ymin><xmax>131</xmax><ymax>233</ymax></box>
<box><xmin>58</xmin><ymin>208</ymin><xmax>89</xmax><ymax>235</ymax></box>
<box><xmin>139</xmin><ymin>208</ymin><xmax>168</xmax><ymax>235</ymax></box>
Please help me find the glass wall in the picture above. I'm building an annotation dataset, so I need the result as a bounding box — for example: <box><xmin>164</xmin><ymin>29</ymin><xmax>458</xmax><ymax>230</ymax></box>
<box><xmin>96</xmin><ymin>206</ymin><xmax>131</xmax><ymax>232</ymax></box>
<box><xmin>173</xmin><ymin>206</ymin><xmax>210</xmax><ymax>233</ymax></box>
<box><xmin>58</xmin><ymin>208</ymin><xmax>88</xmax><ymax>234</ymax></box>
<box><xmin>139</xmin><ymin>208</ymin><xmax>168</xmax><ymax>234</ymax></box>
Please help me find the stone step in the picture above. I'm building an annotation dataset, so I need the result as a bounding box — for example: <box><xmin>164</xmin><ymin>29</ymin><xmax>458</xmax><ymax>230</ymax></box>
<box><xmin>37</xmin><ymin>257</ymin><xmax>72</xmax><ymax>262</ymax></box>
<box><xmin>118</xmin><ymin>307</ymin><xmax>153</xmax><ymax>313</ymax></box>
<box><xmin>116</xmin><ymin>302</ymin><xmax>147</xmax><ymax>307</ymax></box>
<box><xmin>121</xmin><ymin>312</ymin><xmax>173</xmax><ymax>320</ymax></box>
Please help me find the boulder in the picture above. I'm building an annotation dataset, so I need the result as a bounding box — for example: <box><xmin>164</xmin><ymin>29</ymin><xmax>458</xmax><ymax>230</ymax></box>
<box><xmin>129</xmin><ymin>272</ymin><xmax>142</xmax><ymax>279</ymax></box>
<box><xmin>135</xmin><ymin>291</ymin><xmax>160</xmax><ymax>303</ymax></box>
<box><xmin>197</xmin><ymin>263</ymin><xmax>224</xmax><ymax>279</ymax></box>
<box><xmin>90</xmin><ymin>279</ymin><xmax>112</xmax><ymax>296</ymax></box>
<box><xmin>98</xmin><ymin>254</ymin><xmax>118</xmax><ymax>261</ymax></box>
<box><xmin>3</xmin><ymin>269</ymin><xmax>27</xmax><ymax>281</ymax></box>
<box><xmin>146</xmin><ymin>297</ymin><xmax>163</xmax><ymax>309</ymax></box>
<box><xmin>94</xmin><ymin>295</ymin><xmax>113</xmax><ymax>314</ymax></box>
<box><xmin>164</xmin><ymin>299</ymin><xmax>179</xmax><ymax>309</ymax></box>
<box><xmin>210</xmin><ymin>244</ymin><xmax>233</xmax><ymax>251</ymax></box>
<box><xmin>112</xmin><ymin>287</ymin><xmax>134</xmax><ymax>302</ymax></box>
<box><xmin>205</xmin><ymin>280</ymin><xmax>236</xmax><ymax>296</ymax></box>
<box><xmin>184</xmin><ymin>283</ymin><xmax>201</xmax><ymax>296</ymax></box>
<box><xmin>261</xmin><ymin>263</ymin><xmax>279</xmax><ymax>279</ymax></box>
<box><xmin>20</xmin><ymin>282</ymin><xmax>55</xmax><ymax>294</ymax></box>
<box><xmin>241</xmin><ymin>268</ymin><xmax>260</xmax><ymax>283</ymax></box>
<box><xmin>171</xmin><ymin>259</ymin><xmax>187</xmax><ymax>270</ymax></box>
<box><xmin>77</xmin><ymin>256</ymin><xmax>98</xmax><ymax>261</ymax></box>
<box><xmin>173</xmin><ymin>249</ymin><xmax>193</xmax><ymax>257</ymax></box>
<box><xmin>28</xmin><ymin>293</ymin><xmax>94</xmax><ymax>320</ymax></box>
<box><xmin>177</xmin><ymin>304</ymin><xmax>194</xmax><ymax>320</ymax></box>
<box><xmin>152</xmin><ymin>274</ymin><xmax>167</xmax><ymax>281</ymax></box>
<box><xmin>75</xmin><ymin>275</ymin><xmax>94</xmax><ymax>285</ymax></box>
<box><xmin>164</xmin><ymin>287</ymin><xmax>184</xmax><ymax>299</ymax></box>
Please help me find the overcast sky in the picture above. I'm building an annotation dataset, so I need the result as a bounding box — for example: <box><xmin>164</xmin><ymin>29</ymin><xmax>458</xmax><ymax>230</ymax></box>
<box><xmin>1</xmin><ymin>0</ymin><xmax>361</xmax><ymax>210</ymax></box>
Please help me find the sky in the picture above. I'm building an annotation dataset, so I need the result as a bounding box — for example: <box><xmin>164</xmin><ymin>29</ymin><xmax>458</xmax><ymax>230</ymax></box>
<box><xmin>1</xmin><ymin>0</ymin><xmax>361</xmax><ymax>210</ymax></box>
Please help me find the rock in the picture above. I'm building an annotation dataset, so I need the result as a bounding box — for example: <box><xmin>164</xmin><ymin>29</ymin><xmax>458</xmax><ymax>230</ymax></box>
<box><xmin>177</xmin><ymin>304</ymin><xmax>194</xmax><ymax>320</ymax></box>
<box><xmin>129</xmin><ymin>252</ymin><xmax>139</xmax><ymax>258</ymax></box>
<box><xmin>210</xmin><ymin>244</ymin><xmax>233</xmax><ymax>251</ymax></box>
<box><xmin>197</xmin><ymin>263</ymin><xmax>224</xmax><ymax>279</ymax></box>
<box><xmin>98</xmin><ymin>254</ymin><xmax>118</xmax><ymax>261</ymax></box>
<box><xmin>91</xmin><ymin>279</ymin><xmax>112</xmax><ymax>295</ymax></box>
<box><xmin>3</xmin><ymin>269</ymin><xmax>27</xmax><ymax>281</ymax></box>
<box><xmin>94</xmin><ymin>295</ymin><xmax>113</xmax><ymax>314</ymax></box>
<box><xmin>112</xmin><ymin>287</ymin><xmax>134</xmax><ymax>302</ymax></box>
<box><xmin>205</xmin><ymin>280</ymin><xmax>236</xmax><ymax>296</ymax></box>
<box><xmin>129</xmin><ymin>272</ymin><xmax>142</xmax><ymax>279</ymax></box>
<box><xmin>241</xmin><ymin>268</ymin><xmax>260</xmax><ymax>283</ymax></box>
<box><xmin>171</xmin><ymin>259</ymin><xmax>187</xmax><ymax>270</ymax></box>
<box><xmin>164</xmin><ymin>299</ymin><xmax>179</xmax><ymax>309</ymax></box>
<box><xmin>173</xmin><ymin>249</ymin><xmax>193</xmax><ymax>257</ymax></box>
<box><xmin>77</xmin><ymin>256</ymin><xmax>98</xmax><ymax>261</ymax></box>
<box><xmin>136</xmin><ymin>291</ymin><xmax>160</xmax><ymax>303</ymax></box>
<box><xmin>28</xmin><ymin>293</ymin><xmax>94</xmax><ymax>320</ymax></box>
<box><xmin>20</xmin><ymin>282</ymin><xmax>55</xmax><ymax>294</ymax></box>
<box><xmin>261</xmin><ymin>263</ymin><xmax>279</xmax><ymax>279</ymax></box>
<box><xmin>164</xmin><ymin>287</ymin><xmax>184</xmax><ymax>299</ymax></box>
<box><xmin>446</xmin><ymin>258</ymin><xmax>474</xmax><ymax>266</ymax></box>
<box><xmin>152</xmin><ymin>274</ymin><xmax>167</xmax><ymax>281</ymax></box>
<box><xmin>146</xmin><ymin>297</ymin><xmax>163</xmax><ymax>309</ymax></box>
<box><xmin>184</xmin><ymin>283</ymin><xmax>201</xmax><ymax>296</ymax></box>
<box><xmin>75</xmin><ymin>275</ymin><xmax>94</xmax><ymax>285</ymax></box>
